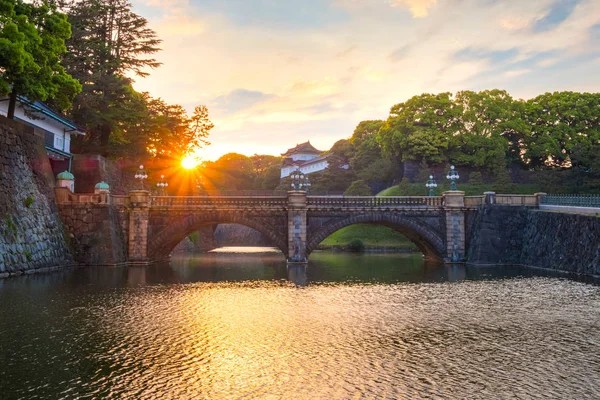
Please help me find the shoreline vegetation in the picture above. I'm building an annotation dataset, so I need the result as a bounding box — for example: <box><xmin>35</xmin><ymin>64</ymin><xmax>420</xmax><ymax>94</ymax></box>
<box><xmin>317</xmin><ymin>224</ymin><xmax>419</xmax><ymax>253</ymax></box>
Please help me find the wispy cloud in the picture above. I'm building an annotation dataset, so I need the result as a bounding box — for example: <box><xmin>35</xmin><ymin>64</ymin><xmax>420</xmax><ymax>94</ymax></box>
<box><xmin>533</xmin><ymin>0</ymin><xmax>581</xmax><ymax>32</ymax></box>
<box><xmin>131</xmin><ymin>0</ymin><xmax>600</xmax><ymax>160</ymax></box>
<box><xmin>389</xmin><ymin>0</ymin><xmax>437</xmax><ymax>18</ymax></box>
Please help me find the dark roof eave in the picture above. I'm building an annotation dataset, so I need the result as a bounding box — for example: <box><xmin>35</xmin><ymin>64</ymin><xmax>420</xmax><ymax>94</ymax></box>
<box><xmin>16</xmin><ymin>96</ymin><xmax>85</xmax><ymax>135</ymax></box>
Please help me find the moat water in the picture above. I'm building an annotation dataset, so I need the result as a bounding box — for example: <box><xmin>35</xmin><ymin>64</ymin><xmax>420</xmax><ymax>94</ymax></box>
<box><xmin>1</xmin><ymin>249</ymin><xmax>600</xmax><ymax>399</ymax></box>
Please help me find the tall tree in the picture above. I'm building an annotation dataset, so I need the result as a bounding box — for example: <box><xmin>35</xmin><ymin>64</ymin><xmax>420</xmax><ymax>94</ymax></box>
<box><xmin>523</xmin><ymin>91</ymin><xmax>600</xmax><ymax>169</ymax></box>
<box><xmin>377</xmin><ymin>93</ymin><xmax>460</xmax><ymax>164</ymax></box>
<box><xmin>0</xmin><ymin>0</ymin><xmax>80</xmax><ymax>118</ymax></box>
<box><xmin>61</xmin><ymin>0</ymin><xmax>161</xmax><ymax>151</ymax></box>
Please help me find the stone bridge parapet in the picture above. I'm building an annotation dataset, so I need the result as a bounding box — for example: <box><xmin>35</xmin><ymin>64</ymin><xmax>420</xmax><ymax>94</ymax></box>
<box><xmin>55</xmin><ymin>188</ymin><xmax>544</xmax><ymax>265</ymax></box>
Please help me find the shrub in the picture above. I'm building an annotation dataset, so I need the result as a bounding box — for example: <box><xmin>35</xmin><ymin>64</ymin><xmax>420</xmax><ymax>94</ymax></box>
<box><xmin>24</xmin><ymin>196</ymin><xmax>35</xmax><ymax>208</ymax></box>
<box><xmin>347</xmin><ymin>238</ymin><xmax>365</xmax><ymax>252</ymax></box>
<box><xmin>344</xmin><ymin>180</ymin><xmax>372</xmax><ymax>196</ymax></box>
<box><xmin>468</xmin><ymin>171</ymin><xmax>484</xmax><ymax>185</ymax></box>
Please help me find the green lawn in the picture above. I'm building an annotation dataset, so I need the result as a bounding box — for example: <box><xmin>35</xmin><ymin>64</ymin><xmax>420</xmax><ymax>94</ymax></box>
<box><xmin>318</xmin><ymin>224</ymin><xmax>418</xmax><ymax>251</ymax></box>
<box><xmin>377</xmin><ymin>183</ymin><xmax>542</xmax><ymax>196</ymax></box>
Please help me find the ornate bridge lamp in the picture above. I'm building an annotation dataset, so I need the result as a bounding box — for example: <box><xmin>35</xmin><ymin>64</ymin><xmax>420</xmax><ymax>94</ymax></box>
<box><xmin>290</xmin><ymin>168</ymin><xmax>308</xmax><ymax>191</ymax></box>
<box><xmin>425</xmin><ymin>175</ymin><xmax>437</xmax><ymax>196</ymax></box>
<box><xmin>134</xmin><ymin>164</ymin><xmax>148</xmax><ymax>190</ymax></box>
<box><xmin>303</xmin><ymin>174</ymin><xmax>311</xmax><ymax>194</ymax></box>
<box><xmin>156</xmin><ymin>174</ymin><xmax>168</xmax><ymax>195</ymax></box>
<box><xmin>196</xmin><ymin>175</ymin><xmax>205</xmax><ymax>195</ymax></box>
<box><xmin>446</xmin><ymin>165</ymin><xmax>460</xmax><ymax>191</ymax></box>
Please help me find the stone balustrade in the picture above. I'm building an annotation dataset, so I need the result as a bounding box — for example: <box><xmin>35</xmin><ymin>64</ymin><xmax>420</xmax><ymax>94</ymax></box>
<box><xmin>307</xmin><ymin>195</ymin><xmax>444</xmax><ymax>209</ymax></box>
<box><xmin>150</xmin><ymin>195</ymin><xmax>288</xmax><ymax>208</ymax></box>
<box><xmin>55</xmin><ymin>187</ymin><xmax>109</xmax><ymax>205</ymax></box>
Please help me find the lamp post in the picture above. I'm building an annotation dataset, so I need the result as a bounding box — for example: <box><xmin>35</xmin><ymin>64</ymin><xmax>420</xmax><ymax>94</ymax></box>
<box><xmin>134</xmin><ymin>164</ymin><xmax>148</xmax><ymax>190</ymax></box>
<box><xmin>290</xmin><ymin>168</ymin><xmax>310</xmax><ymax>192</ymax></box>
<box><xmin>196</xmin><ymin>175</ymin><xmax>205</xmax><ymax>195</ymax></box>
<box><xmin>156</xmin><ymin>174</ymin><xmax>168</xmax><ymax>195</ymax></box>
<box><xmin>446</xmin><ymin>165</ymin><xmax>460</xmax><ymax>191</ymax></box>
<box><xmin>425</xmin><ymin>175</ymin><xmax>437</xmax><ymax>196</ymax></box>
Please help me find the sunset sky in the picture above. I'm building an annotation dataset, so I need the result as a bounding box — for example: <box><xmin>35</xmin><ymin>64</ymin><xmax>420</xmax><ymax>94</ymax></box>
<box><xmin>130</xmin><ymin>0</ymin><xmax>600</xmax><ymax>161</ymax></box>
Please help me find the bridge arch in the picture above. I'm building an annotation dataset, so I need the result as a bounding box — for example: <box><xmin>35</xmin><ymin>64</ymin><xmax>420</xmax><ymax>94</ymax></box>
<box><xmin>147</xmin><ymin>212</ymin><xmax>288</xmax><ymax>261</ymax></box>
<box><xmin>306</xmin><ymin>212</ymin><xmax>445</xmax><ymax>261</ymax></box>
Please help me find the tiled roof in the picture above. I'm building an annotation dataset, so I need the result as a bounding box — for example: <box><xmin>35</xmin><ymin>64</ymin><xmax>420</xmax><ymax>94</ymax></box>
<box><xmin>281</xmin><ymin>141</ymin><xmax>322</xmax><ymax>156</ymax></box>
<box><xmin>9</xmin><ymin>95</ymin><xmax>85</xmax><ymax>135</ymax></box>
<box><xmin>281</xmin><ymin>153</ymin><xmax>331</xmax><ymax>168</ymax></box>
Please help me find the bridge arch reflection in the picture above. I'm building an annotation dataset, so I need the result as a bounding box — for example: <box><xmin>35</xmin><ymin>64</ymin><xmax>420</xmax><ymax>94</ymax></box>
<box><xmin>306</xmin><ymin>213</ymin><xmax>445</xmax><ymax>262</ymax></box>
<box><xmin>148</xmin><ymin>212</ymin><xmax>288</xmax><ymax>261</ymax></box>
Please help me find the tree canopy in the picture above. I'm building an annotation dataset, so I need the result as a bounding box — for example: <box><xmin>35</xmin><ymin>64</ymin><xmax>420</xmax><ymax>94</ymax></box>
<box><xmin>0</xmin><ymin>0</ymin><xmax>81</xmax><ymax>118</ymax></box>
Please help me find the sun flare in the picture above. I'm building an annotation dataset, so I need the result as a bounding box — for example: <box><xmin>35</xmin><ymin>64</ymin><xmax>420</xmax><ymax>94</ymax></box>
<box><xmin>181</xmin><ymin>155</ymin><xmax>200</xmax><ymax>170</ymax></box>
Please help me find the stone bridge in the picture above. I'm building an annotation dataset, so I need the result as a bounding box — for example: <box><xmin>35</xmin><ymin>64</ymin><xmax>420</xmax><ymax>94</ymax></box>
<box><xmin>55</xmin><ymin>188</ymin><xmax>544</xmax><ymax>264</ymax></box>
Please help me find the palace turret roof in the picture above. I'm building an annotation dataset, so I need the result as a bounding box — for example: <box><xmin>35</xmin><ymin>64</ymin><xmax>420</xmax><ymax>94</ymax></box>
<box><xmin>281</xmin><ymin>141</ymin><xmax>322</xmax><ymax>156</ymax></box>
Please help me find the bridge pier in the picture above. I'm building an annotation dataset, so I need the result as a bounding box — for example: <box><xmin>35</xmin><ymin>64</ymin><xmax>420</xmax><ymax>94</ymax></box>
<box><xmin>443</xmin><ymin>191</ymin><xmax>465</xmax><ymax>262</ymax></box>
<box><xmin>128</xmin><ymin>190</ymin><xmax>150</xmax><ymax>263</ymax></box>
<box><xmin>287</xmin><ymin>191</ymin><xmax>308</xmax><ymax>263</ymax></box>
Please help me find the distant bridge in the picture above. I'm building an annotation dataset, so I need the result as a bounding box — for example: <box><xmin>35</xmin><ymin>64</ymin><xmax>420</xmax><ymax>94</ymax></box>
<box><xmin>55</xmin><ymin>189</ymin><xmax>543</xmax><ymax>264</ymax></box>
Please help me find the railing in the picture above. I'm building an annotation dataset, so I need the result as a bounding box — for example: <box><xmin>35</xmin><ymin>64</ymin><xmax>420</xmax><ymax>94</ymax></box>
<box><xmin>199</xmin><ymin>190</ymin><xmax>287</xmax><ymax>197</ymax></box>
<box><xmin>541</xmin><ymin>194</ymin><xmax>600</xmax><ymax>208</ymax></box>
<box><xmin>495</xmin><ymin>195</ymin><xmax>538</xmax><ymax>206</ymax></box>
<box><xmin>110</xmin><ymin>195</ymin><xmax>130</xmax><ymax>207</ymax></box>
<box><xmin>307</xmin><ymin>196</ymin><xmax>443</xmax><ymax>208</ymax></box>
<box><xmin>55</xmin><ymin>187</ymin><xmax>108</xmax><ymax>205</ymax></box>
<box><xmin>150</xmin><ymin>195</ymin><xmax>288</xmax><ymax>208</ymax></box>
<box><xmin>464</xmin><ymin>196</ymin><xmax>484</xmax><ymax>207</ymax></box>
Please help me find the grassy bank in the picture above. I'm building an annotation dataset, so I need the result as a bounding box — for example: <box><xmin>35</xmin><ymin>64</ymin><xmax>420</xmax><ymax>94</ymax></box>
<box><xmin>318</xmin><ymin>224</ymin><xmax>418</xmax><ymax>252</ymax></box>
<box><xmin>377</xmin><ymin>182</ymin><xmax>542</xmax><ymax>196</ymax></box>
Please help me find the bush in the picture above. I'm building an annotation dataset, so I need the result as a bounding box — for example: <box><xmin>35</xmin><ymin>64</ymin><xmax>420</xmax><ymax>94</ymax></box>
<box><xmin>468</xmin><ymin>171</ymin><xmax>484</xmax><ymax>185</ymax></box>
<box><xmin>347</xmin><ymin>238</ymin><xmax>365</xmax><ymax>252</ymax></box>
<box><xmin>344</xmin><ymin>180</ymin><xmax>372</xmax><ymax>196</ymax></box>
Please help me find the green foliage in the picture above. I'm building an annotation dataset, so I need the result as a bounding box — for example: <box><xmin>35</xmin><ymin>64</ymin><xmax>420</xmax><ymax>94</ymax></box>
<box><xmin>378</xmin><ymin>92</ymin><xmax>459</xmax><ymax>164</ymax></box>
<box><xmin>378</xmin><ymin>182</ymin><xmax>542</xmax><ymax>196</ymax></box>
<box><xmin>344</xmin><ymin>180</ymin><xmax>372</xmax><ymax>196</ymax></box>
<box><xmin>23</xmin><ymin>249</ymin><xmax>32</xmax><ymax>262</ymax></box>
<box><xmin>523</xmin><ymin>91</ymin><xmax>600</xmax><ymax>170</ymax></box>
<box><xmin>0</xmin><ymin>0</ymin><xmax>81</xmax><ymax>117</ymax></box>
<box><xmin>347</xmin><ymin>239</ymin><xmax>365</xmax><ymax>252</ymax></box>
<box><xmin>61</xmin><ymin>0</ymin><xmax>167</xmax><ymax>155</ymax></box>
<box><xmin>319</xmin><ymin>224</ymin><xmax>417</xmax><ymax>250</ymax></box>
<box><xmin>468</xmin><ymin>171</ymin><xmax>484</xmax><ymax>185</ymax></box>
<box><xmin>202</xmin><ymin>153</ymin><xmax>282</xmax><ymax>191</ymax></box>
<box><xmin>23</xmin><ymin>196</ymin><xmax>34</xmax><ymax>208</ymax></box>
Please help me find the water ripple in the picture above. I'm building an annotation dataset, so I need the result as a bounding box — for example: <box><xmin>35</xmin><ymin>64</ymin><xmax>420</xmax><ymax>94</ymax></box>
<box><xmin>1</xmin><ymin>267</ymin><xmax>600</xmax><ymax>399</ymax></box>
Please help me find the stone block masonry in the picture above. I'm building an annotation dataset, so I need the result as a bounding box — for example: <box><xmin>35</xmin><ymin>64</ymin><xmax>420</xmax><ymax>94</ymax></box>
<box><xmin>0</xmin><ymin>116</ymin><xmax>73</xmax><ymax>276</ymax></box>
<box><xmin>467</xmin><ymin>205</ymin><xmax>600</xmax><ymax>276</ymax></box>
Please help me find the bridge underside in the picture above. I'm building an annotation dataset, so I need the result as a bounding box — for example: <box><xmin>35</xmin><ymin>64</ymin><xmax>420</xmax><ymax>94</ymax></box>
<box><xmin>146</xmin><ymin>210</ymin><xmax>289</xmax><ymax>260</ymax></box>
<box><xmin>306</xmin><ymin>212</ymin><xmax>446</xmax><ymax>261</ymax></box>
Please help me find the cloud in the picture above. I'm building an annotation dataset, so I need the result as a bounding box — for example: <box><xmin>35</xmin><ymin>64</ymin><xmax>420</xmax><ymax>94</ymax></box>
<box><xmin>388</xmin><ymin>45</ymin><xmax>412</xmax><ymax>62</ymax></box>
<box><xmin>533</xmin><ymin>0</ymin><xmax>581</xmax><ymax>33</ymax></box>
<box><xmin>388</xmin><ymin>0</ymin><xmax>437</xmax><ymax>18</ymax></box>
<box><xmin>504</xmin><ymin>69</ymin><xmax>532</xmax><ymax>77</ymax></box>
<box><xmin>212</xmin><ymin>89</ymin><xmax>275</xmax><ymax>115</ymax></box>
<box><xmin>129</xmin><ymin>0</ymin><xmax>600</xmax><ymax>161</ymax></box>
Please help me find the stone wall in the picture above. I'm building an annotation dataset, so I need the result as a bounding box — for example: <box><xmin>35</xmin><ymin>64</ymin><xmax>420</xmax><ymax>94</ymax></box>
<box><xmin>57</xmin><ymin>204</ymin><xmax>127</xmax><ymax>265</ymax></box>
<box><xmin>0</xmin><ymin>116</ymin><xmax>73</xmax><ymax>276</ymax></box>
<box><xmin>467</xmin><ymin>206</ymin><xmax>600</xmax><ymax>276</ymax></box>
<box><xmin>520</xmin><ymin>211</ymin><xmax>600</xmax><ymax>276</ymax></box>
<box><xmin>467</xmin><ymin>206</ymin><xmax>529</xmax><ymax>264</ymax></box>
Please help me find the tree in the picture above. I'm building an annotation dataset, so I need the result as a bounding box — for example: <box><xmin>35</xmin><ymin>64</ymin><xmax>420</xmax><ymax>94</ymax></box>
<box><xmin>61</xmin><ymin>0</ymin><xmax>161</xmax><ymax>151</ymax></box>
<box><xmin>0</xmin><ymin>0</ymin><xmax>80</xmax><ymax>118</ymax></box>
<box><xmin>377</xmin><ymin>92</ymin><xmax>460</xmax><ymax>164</ymax></box>
<box><xmin>344</xmin><ymin>180</ymin><xmax>372</xmax><ymax>196</ymax></box>
<box><xmin>523</xmin><ymin>92</ymin><xmax>600</xmax><ymax>169</ymax></box>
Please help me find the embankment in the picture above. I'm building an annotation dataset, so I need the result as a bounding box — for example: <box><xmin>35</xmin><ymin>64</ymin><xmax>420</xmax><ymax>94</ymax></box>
<box><xmin>467</xmin><ymin>205</ymin><xmax>600</xmax><ymax>276</ymax></box>
<box><xmin>0</xmin><ymin>117</ymin><xmax>72</xmax><ymax>276</ymax></box>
